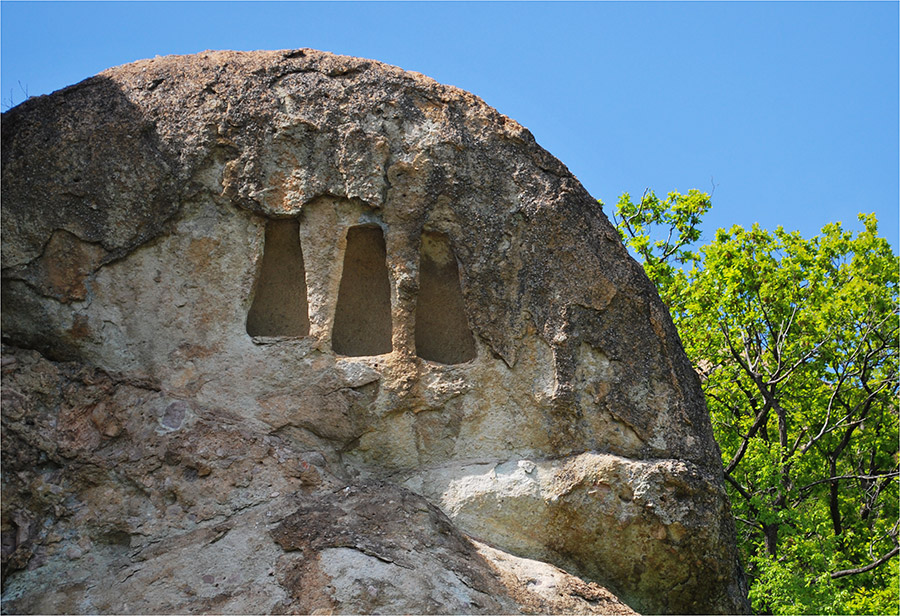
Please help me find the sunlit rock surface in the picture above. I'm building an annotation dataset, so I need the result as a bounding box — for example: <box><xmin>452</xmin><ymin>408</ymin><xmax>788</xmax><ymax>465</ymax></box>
<box><xmin>1</xmin><ymin>49</ymin><xmax>749</xmax><ymax>614</ymax></box>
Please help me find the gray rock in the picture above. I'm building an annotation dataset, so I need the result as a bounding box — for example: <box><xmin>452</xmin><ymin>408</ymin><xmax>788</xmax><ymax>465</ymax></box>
<box><xmin>1</xmin><ymin>49</ymin><xmax>749</xmax><ymax>613</ymax></box>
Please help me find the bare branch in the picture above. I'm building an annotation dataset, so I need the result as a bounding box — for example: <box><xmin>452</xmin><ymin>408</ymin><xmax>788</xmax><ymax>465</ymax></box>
<box><xmin>734</xmin><ymin>516</ymin><xmax>763</xmax><ymax>530</ymax></box>
<box><xmin>725</xmin><ymin>401</ymin><xmax>772</xmax><ymax>475</ymax></box>
<box><xmin>831</xmin><ymin>546</ymin><xmax>899</xmax><ymax>580</ymax></box>
<box><xmin>767</xmin><ymin>338</ymin><xmax>827</xmax><ymax>386</ymax></box>
<box><xmin>797</xmin><ymin>471</ymin><xmax>900</xmax><ymax>493</ymax></box>
<box><xmin>721</xmin><ymin>324</ymin><xmax>757</xmax><ymax>379</ymax></box>
<box><xmin>724</xmin><ymin>473</ymin><xmax>756</xmax><ymax>506</ymax></box>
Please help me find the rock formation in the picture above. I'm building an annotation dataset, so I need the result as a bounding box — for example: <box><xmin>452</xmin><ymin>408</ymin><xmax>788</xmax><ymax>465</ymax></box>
<box><xmin>1</xmin><ymin>49</ymin><xmax>750</xmax><ymax>614</ymax></box>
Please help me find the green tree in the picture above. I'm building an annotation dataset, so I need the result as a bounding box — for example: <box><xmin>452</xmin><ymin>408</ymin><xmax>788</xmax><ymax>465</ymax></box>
<box><xmin>612</xmin><ymin>190</ymin><xmax>899</xmax><ymax>614</ymax></box>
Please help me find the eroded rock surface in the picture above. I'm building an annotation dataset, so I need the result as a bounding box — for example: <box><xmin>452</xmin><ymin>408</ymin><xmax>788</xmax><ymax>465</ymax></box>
<box><xmin>1</xmin><ymin>49</ymin><xmax>749</xmax><ymax>613</ymax></box>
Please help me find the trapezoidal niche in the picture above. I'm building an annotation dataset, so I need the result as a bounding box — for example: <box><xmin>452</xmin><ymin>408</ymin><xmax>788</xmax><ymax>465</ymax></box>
<box><xmin>415</xmin><ymin>231</ymin><xmax>476</xmax><ymax>364</ymax></box>
<box><xmin>246</xmin><ymin>218</ymin><xmax>310</xmax><ymax>337</ymax></box>
<box><xmin>331</xmin><ymin>225</ymin><xmax>393</xmax><ymax>356</ymax></box>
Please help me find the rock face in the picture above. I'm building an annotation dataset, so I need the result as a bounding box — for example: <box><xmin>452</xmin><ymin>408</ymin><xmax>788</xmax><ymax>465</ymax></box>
<box><xmin>1</xmin><ymin>50</ymin><xmax>749</xmax><ymax>614</ymax></box>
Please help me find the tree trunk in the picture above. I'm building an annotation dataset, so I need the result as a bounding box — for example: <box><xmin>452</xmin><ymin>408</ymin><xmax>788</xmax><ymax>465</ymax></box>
<box><xmin>763</xmin><ymin>523</ymin><xmax>779</xmax><ymax>557</ymax></box>
<box><xmin>829</xmin><ymin>456</ymin><xmax>843</xmax><ymax>536</ymax></box>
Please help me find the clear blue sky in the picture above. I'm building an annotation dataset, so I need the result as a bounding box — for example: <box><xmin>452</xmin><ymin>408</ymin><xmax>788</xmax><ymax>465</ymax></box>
<box><xmin>2</xmin><ymin>1</ymin><xmax>898</xmax><ymax>249</ymax></box>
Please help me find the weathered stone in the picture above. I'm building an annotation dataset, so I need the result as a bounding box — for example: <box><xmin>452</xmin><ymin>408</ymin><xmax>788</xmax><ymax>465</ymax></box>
<box><xmin>403</xmin><ymin>453</ymin><xmax>746</xmax><ymax>613</ymax></box>
<box><xmin>476</xmin><ymin>541</ymin><xmax>638</xmax><ymax>615</ymax></box>
<box><xmin>0</xmin><ymin>345</ymin><xmax>636</xmax><ymax>615</ymax></box>
<box><xmin>1</xmin><ymin>49</ymin><xmax>749</xmax><ymax>613</ymax></box>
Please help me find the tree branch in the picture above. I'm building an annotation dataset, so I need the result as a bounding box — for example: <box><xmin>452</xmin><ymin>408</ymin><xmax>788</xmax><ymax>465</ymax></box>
<box><xmin>725</xmin><ymin>400</ymin><xmax>772</xmax><ymax>475</ymax></box>
<box><xmin>830</xmin><ymin>546</ymin><xmax>899</xmax><ymax>579</ymax></box>
<box><xmin>797</xmin><ymin>471</ymin><xmax>900</xmax><ymax>493</ymax></box>
<box><xmin>724</xmin><ymin>472</ymin><xmax>756</xmax><ymax>507</ymax></box>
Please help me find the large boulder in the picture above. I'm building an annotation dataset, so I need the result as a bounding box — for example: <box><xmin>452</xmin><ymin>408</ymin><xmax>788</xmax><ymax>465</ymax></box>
<box><xmin>1</xmin><ymin>49</ymin><xmax>749</xmax><ymax>613</ymax></box>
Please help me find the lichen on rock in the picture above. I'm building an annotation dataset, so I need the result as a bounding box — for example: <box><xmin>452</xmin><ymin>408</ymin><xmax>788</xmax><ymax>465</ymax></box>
<box><xmin>1</xmin><ymin>49</ymin><xmax>749</xmax><ymax>614</ymax></box>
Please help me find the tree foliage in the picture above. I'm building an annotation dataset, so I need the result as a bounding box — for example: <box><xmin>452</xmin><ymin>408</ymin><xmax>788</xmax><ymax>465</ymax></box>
<box><xmin>613</xmin><ymin>190</ymin><xmax>899</xmax><ymax>614</ymax></box>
